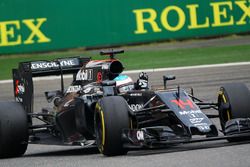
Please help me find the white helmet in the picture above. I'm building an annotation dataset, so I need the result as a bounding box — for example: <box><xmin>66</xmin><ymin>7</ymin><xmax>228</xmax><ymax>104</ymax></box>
<box><xmin>114</xmin><ymin>74</ymin><xmax>134</xmax><ymax>93</ymax></box>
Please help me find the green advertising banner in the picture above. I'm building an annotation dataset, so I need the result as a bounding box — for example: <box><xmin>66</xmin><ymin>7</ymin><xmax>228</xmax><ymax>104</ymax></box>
<box><xmin>0</xmin><ymin>0</ymin><xmax>249</xmax><ymax>54</ymax></box>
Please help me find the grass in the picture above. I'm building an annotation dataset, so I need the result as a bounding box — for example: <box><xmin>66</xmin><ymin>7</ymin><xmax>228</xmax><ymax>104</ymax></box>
<box><xmin>1</xmin><ymin>44</ymin><xmax>250</xmax><ymax>80</ymax></box>
<box><xmin>120</xmin><ymin>45</ymin><xmax>250</xmax><ymax>70</ymax></box>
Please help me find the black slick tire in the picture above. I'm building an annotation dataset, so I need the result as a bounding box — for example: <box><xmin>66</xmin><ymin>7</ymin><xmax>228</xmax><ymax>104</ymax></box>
<box><xmin>0</xmin><ymin>101</ymin><xmax>29</xmax><ymax>158</ymax></box>
<box><xmin>94</xmin><ymin>96</ymin><xmax>129</xmax><ymax>156</ymax></box>
<box><xmin>218</xmin><ymin>83</ymin><xmax>250</xmax><ymax>142</ymax></box>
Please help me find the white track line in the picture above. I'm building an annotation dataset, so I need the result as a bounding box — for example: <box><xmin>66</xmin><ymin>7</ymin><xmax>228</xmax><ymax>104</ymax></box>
<box><xmin>1</xmin><ymin>62</ymin><xmax>250</xmax><ymax>84</ymax></box>
<box><xmin>124</xmin><ymin>62</ymin><xmax>250</xmax><ymax>74</ymax></box>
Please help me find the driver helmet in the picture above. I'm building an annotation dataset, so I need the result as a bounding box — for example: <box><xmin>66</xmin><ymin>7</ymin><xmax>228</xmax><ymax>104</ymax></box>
<box><xmin>114</xmin><ymin>74</ymin><xmax>134</xmax><ymax>93</ymax></box>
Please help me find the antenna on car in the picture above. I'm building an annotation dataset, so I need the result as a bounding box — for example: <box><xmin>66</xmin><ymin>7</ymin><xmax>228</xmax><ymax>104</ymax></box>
<box><xmin>100</xmin><ymin>49</ymin><xmax>124</xmax><ymax>59</ymax></box>
<box><xmin>55</xmin><ymin>59</ymin><xmax>64</xmax><ymax>94</ymax></box>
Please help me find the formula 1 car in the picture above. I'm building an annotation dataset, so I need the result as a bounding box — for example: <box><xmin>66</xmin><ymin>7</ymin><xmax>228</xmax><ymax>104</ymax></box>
<box><xmin>0</xmin><ymin>49</ymin><xmax>250</xmax><ymax>158</ymax></box>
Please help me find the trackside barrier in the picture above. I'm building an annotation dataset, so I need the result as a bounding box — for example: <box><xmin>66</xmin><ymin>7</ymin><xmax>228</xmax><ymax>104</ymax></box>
<box><xmin>0</xmin><ymin>0</ymin><xmax>249</xmax><ymax>54</ymax></box>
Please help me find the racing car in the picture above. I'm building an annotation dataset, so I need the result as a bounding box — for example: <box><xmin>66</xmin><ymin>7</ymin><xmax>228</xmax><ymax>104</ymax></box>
<box><xmin>0</xmin><ymin>49</ymin><xmax>250</xmax><ymax>158</ymax></box>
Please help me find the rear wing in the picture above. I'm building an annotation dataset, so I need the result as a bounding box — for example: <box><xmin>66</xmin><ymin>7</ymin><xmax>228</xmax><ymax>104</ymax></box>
<box><xmin>24</xmin><ymin>57</ymin><xmax>91</xmax><ymax>77</ymax></box>
<box><xmin>12</xmin><ymin>57</ymin><xmax>91</xmax><ymax>114</ymax></box>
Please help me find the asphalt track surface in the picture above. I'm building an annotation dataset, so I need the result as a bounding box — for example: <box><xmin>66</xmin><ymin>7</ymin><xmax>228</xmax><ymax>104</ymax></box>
<box><xmin>0</xmin><ymin>64</ymin><xmax>250</xmax><ymax>167</ymax></box>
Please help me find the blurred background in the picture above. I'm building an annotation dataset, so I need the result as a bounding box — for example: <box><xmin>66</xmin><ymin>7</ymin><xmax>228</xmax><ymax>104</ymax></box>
<box><xmin>0</xmin><ymin>0</ymin><xmax>250</xmax><ymax>79</ymax></box>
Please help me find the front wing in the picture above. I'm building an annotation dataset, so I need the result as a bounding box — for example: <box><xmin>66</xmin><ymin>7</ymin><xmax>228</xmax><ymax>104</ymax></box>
<box><xmin>122</xmin><ymin>118</ymin><xmax>250</xmax><ymax>148</ymax></box>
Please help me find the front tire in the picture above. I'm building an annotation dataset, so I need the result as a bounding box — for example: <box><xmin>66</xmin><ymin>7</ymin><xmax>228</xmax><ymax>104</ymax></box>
<box><xmin>0</xmin><ymin>102</ymin><xmax>29</xmax><ymax>158</ymax></box>
<box><xmin>94</xmin><ymin>96</ymin><xmax>129</xmax><ymax>156</ymax></box>
<box><xmin>218</xmin><ymin>83</ymin><xmax>250</xmax><ymax>142</ymax></box>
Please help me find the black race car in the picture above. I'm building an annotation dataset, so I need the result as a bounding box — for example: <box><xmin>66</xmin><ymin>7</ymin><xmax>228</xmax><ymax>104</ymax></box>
<box><xmin>0</xmin><ymin>49</ymin><xmax>250</xmax><ymax>158</ymax></box>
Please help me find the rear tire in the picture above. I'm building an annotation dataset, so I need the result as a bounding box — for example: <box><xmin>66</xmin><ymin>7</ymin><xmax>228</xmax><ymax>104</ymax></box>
<box><xmin>94</xmin><ymin>96</ymin><xmax>129</xmax><ymax>156</ymax></box>
<box><xmin>0</xmin><ymin>102</ymin><xmax>29</xmax><ymax>158</ymax></box>
<box><xmin>218</xmin><ymin>83</ymin><xmax>250</xmax><ymax>142</ymax></box>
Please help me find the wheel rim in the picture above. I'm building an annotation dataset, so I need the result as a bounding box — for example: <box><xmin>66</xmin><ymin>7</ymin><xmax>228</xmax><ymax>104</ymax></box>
<box><xmin>95</xmin><ymin>104</ymin><xmax>105</xmax><ymax>153</ymax></box>
<box><xmin>218</xmin><ymin>90</ymin><xmax>231</xmax><ymax>130</ymax></box>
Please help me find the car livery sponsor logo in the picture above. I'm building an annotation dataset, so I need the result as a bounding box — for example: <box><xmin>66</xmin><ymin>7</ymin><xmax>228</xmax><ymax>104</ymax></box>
<box><xmin>102</xmin><ymin>64</ymin><xmax>109</xmax><ymax>70</ymax></box>
<box><xmin>66</xmin><ymin>85</ymin><xmax>81</xmax><ymax>93</ymax></box>
<box><xmin>97</xmin><ymin>72</ymin><xmax>102</xmax><ymax>82</ymax></box>
<box><xmin>193</xmin><ymin>123</ymin><xmax>211</xmax><ymax>131</ymax></box>
<box><xmin>179</xmin><ymin>110</ymin><xmax>202</xmax><ymax>115</ymax></box>
<box><xmin>129</xmin><ymin>104</ymin><xmax>143</xmax><ymax>111</ymax></box>
<box><xmin>197</xmin><ymin>125</ymin><xmax>210</xmax><ymax>131</ymax></box>
<box><xmin>15</xmin><ymin>80</ymin><xmax>25</xmax><ymax>95</ymax></box>
<box><xmin>136</xmin><ymin>130</ymin><xmax>144</xmax><ymax>141</ymax></box>
<box><xmin>18</xmin><ymin>84</ymin><xmax>25</xmax><ymax>94</ymax></box>
<box><xmin>83</xmin><ymin>86</ymin><xmax>94</xmax><ymax>94</ymax></box>
<box><xmin>31</xmin><ymin>59</ymin><xmax>78</xmax><ymax>70</ymax></box>
<box><xmin>129</xmin><ymin>93</ymin><xmax>142</xmax><ymax>96</ymax></box>
<box><xmin>76</xmin><ymin>69</ymin><xmax>93</xmax><ymax>81</ymax></box>
<box><xmin>15</xmin><ymin>97</ymin><xmax>23</xmax><ymax>102</ymax></box>
<box><xmin>171</xmin><ymin>99</ymin><xmax>195</xmax><ymax>109</ymax></box>
<box><xmin>194</xmin><ymin>123</ymin><xmax>209</xmax><ymax>126</ymax></box>
<box><xmin>190</xmin><ymin>118</ymin><xmax>204</xmax><ymax>124</ymax></box>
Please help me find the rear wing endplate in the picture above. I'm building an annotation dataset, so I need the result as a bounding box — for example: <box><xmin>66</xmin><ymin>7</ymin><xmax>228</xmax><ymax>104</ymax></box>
<box><xmin>12</xmin><ymin>57</ymin><xmax>91</xmax><ymax>114</ymax></box>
